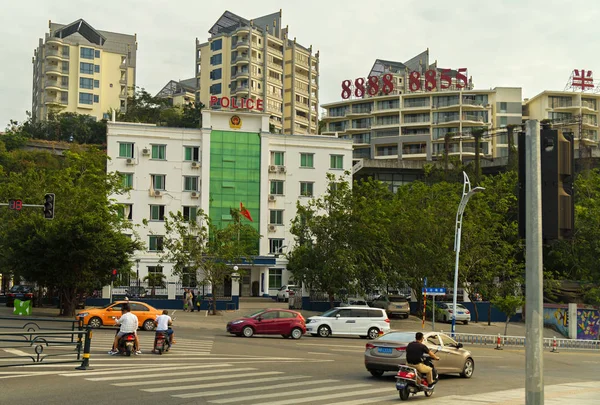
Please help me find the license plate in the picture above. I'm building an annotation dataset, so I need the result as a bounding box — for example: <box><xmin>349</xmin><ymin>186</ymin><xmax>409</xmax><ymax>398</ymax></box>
<box><xmin>396</xmin><ymin>382</ymin><xmax>407</xmax><ymax>390</ymax></box>
<box><xmin>377</xmin><ymin>347</ymin><xmax>393</xmax><ymax>354</ymax></box>
<box><xmin>458</xmin><ymin>311</ymin><xmax>464</xmax><ymax>314</ymax></box>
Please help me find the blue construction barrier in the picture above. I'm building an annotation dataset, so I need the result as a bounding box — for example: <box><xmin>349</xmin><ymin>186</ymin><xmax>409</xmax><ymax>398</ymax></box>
<box><xmin>85</xmin><ymin>296</ymin><xmax>239</xmax><ymax>311</ymax></box>
<box><xmin>409</xmin><ymin>301</ymin><xmax>522</xmax><ymax>323</ymax></box>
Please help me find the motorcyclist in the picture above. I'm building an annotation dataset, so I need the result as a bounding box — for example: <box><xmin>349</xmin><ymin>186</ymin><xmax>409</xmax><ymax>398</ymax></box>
<box><xmin>406</xmin><ymin>332</ymin><xmax>440</xmax><ymax>388</ymax></box>
<box><xmin>154</xmin><ymin>309</ymin><xmax>174</xmax><ymax>346</ymax></box>
<box><xmin>108</xmin><ymin>303</ymin><xmax>141</xmax><ymax>355</ymax></box>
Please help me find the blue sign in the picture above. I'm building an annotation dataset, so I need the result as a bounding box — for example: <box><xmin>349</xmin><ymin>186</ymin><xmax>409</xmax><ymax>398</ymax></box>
<box><xmin>422</xmin><ymin>287</ymin><xmax>446</xmax><ymax>295</ymax></box>
<box><xmin>424</xmin><ymin>277</ymin><xmax>428</xmax><ymax>287</ymax></box>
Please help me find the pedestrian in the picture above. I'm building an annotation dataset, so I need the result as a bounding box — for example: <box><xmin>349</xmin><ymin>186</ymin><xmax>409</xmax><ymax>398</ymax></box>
<box><xmin>183</xmin><ymin>289</ymin><xmax>189</xmax><ymax>312</ymax></box>
<box><xmin>187</xmin><ymin>289</ymin><xmax>194</xmax><ymax>312</ymax></box>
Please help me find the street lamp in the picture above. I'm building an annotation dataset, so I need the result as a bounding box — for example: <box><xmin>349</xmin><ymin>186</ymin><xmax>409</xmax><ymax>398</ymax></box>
<box><xmin>136</xmin><ymin>259</ymin><xmax>140</xmax><ymax>291</ymax></box>
<box><xmin>452</xmin><ymin>171</ymin><xmax>484</xmax><ymax>335</ymax></box>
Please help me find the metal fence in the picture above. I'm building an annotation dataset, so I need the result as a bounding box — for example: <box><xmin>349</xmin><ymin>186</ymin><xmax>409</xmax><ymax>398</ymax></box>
<box><xmin>443</xmin><ymin>330</ymin><xmax>600</xmax><ymax>351</ymax></box>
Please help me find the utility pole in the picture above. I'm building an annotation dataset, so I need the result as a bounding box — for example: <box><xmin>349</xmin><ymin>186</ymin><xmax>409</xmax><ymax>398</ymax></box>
<box><xmin>525</xmin><ymin>119</ymin><xmax>544</xmax><ymax>404</ymax></box>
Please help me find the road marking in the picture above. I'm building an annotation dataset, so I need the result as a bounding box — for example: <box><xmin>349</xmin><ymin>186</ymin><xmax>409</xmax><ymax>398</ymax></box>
<box><xmin>141</xmin><ymin>371</ymin><xmax>283</xmax><ymax>392</ymax></box>
<box><xmin>297</xmin><ymin>343</ymin><xmax>364</xmax><ymax>348</ymax></box>
<box><xmin>259</xmin><ymin>388</ymin><xmax>390</xmax><ymax>405</ymax></box>
<box><xmin>329</xmin><ymin>348</ymin><xmax>363</xmax><ymax>353</ymax></box>
<box><xmin>323</xmin><ymin>395</ymin><xmax>400</xmax><ymax>404</ymax></box>
<box><xmin>173</xmin><ymin>379</ymin><xmax>339</xmax><ymax>399</ymax></box>
<box><xmin>142</xmin><ymin>375</ymin><xmax>308</xmax><ymax>393</ymax></box>
<box><xmin>86</xmin><ymin>365</ymin><xmax>236</xmax><ymax>381</ymax></box>
<box><xmin>59</xmin><ymin>363</ymin><xmax>231</xmax><ymax>377</ymax></box>
<box><xmin>2</xmin><ymin>349</ymin><xmax>32</xmax><ymax>356</ymax></box>
<box><xmin>475</xmin><ymin>355</ymin><xmax>504</xmax><ymax>358</ymax></box>
<box><xmin>208</xmin><ymin>383</ymin><xmax>373</xmax><ymax>404</ymax></box>
<box><xmin>112</xmin><ymin>367</ymin><xmax>258</xmax><ymax>386</ymax></box>
<box><xmin>306</xmin><ymin>352</ymin><xmax>335</xmax><ymax>356</ymax></box>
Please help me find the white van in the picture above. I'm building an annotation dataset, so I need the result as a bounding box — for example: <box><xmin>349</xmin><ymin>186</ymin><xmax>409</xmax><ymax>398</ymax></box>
<box><xmin>306</xmin><ymin>307</ymin><xmax>390</xmax><ymax>339</ymax></box>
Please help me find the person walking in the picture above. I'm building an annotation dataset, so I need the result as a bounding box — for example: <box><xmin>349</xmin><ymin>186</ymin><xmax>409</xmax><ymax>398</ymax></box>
<box><xmin>183</xmin><ymin>289</ymin><xmax>189</xmax><ymax>312</ymax></box>
<box><xmin>187</xmin><ymin>289</ymin><xmax>194</xmax><ymax>312</ymax></box>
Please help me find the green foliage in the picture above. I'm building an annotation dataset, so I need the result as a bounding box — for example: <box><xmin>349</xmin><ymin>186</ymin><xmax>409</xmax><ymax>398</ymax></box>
<box><xmin>491</xmin><ymin>293</ymin><xmax>524</xmax><ymax>335</ymax></box>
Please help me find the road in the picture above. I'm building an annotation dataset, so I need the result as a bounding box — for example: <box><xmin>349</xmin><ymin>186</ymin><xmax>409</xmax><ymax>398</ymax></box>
<box><xmin>1</xmin><ymin>325</ymin><xmax>599</xmax><ymax>404</ymax></box>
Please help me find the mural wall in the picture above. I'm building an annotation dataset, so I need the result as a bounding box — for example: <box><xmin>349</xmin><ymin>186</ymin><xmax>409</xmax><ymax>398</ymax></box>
<box><xmin>577</xmin><ymin>309</ymin><xmax>600</xmax><ymax>340</ymax></box>
<box><xmin>543</xmin><ymin>305</ymin><xmax>569</xmax><ymax>337</ymax></box>
<box><xmin>543</xmin><ymin>304</ymin><xmax>600</xmax><ymax>340</ymax></box>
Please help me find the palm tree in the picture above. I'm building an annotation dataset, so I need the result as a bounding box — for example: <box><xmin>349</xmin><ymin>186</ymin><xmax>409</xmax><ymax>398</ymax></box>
<box><xmin>143</xmin><ymin>272</ymin><xmax>166</xmax><ymax>297</ymax></box>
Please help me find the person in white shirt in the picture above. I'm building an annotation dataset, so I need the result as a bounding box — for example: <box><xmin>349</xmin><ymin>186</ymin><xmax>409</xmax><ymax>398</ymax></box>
<box><xmin>109</xmin><ymin>303</ymin><xmax>141</xmax><ymax>355</ymax></box>
<box><xmin>154</xmin><ymin>310</ymin><xmax>174</xmax><ymax>345</ymax></box>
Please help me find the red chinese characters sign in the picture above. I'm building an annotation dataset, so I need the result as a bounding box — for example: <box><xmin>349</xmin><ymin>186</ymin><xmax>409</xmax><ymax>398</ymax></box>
<box><xmin>341</xmin><ymin>68</ymin><xmax>468</xmax><ymax>99</ymax></box>
<box><xmin>572</xmin><ymin>69</ymin><xmax>594</xmax><ymax>90</ymax></box>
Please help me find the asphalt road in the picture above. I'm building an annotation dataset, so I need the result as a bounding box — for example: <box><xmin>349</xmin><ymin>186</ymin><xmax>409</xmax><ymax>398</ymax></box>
<box><xmin>1</xmin><ymin>325</ymin><xmax>599</xmax><ymax>405</ymax></box>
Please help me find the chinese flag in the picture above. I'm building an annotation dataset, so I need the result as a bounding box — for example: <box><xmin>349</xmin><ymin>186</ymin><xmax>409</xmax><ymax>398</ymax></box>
<box><xmin>240</xmin><ymin>202</ymin><xmax>253</xmax><ymax>222</ymax></box>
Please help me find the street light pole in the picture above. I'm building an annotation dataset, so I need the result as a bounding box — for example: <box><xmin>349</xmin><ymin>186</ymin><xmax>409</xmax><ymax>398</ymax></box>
<box><xmin>136</xmin><ymin>259</ymin><xmax>140</xmax><ymax>291</ymax></box>
<box><xmin>452</xmin><ymin>172</ymin><xmax>484</xmax><ymax>336</ymax></box>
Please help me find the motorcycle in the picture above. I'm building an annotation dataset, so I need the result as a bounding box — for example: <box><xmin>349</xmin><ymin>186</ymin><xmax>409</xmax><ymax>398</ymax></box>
<box><xmin>116</xmin><ymin>332</ymin><xmax>137</xmax><ymax>356</ymax></box>
<box><xmin>153</xmin><ymin>329</ymin><xmax>172</xmax><ymax>355</ymax></box>
<box><xmin>395</xmin><ymin>353</ymin><xmax>439</xmax><ymax>400</ymax></box>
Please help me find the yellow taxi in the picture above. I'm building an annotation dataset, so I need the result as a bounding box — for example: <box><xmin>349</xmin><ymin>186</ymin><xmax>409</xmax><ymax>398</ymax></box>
<box><xmin>76</xmin><ymin>301</ymin><xmax>162</xmax><ymax>331</ymax></box>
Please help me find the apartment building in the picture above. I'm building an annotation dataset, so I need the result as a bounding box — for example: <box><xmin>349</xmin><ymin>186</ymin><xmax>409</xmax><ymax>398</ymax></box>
<box><xmin>321</xmin><ymin>50</ymin><xmax>522</xmax><ymax>162</ymax></box>
<box><xmin>106</xmin><ymin>110</ymin><xmax>351</xmax><ymax>297</ymax></box>
<box><xmin>156</xmin><ymin>78</ymin><xmax>197</xmax><ymax>107</ymax></box>
<box><xmin>32</xmin><ymin>19</ymin><xmax>137</xmax><ymax>121</ymax></box>
<box><xmin>195</xmin><ymin>10</ymin><xmax>319</xmax><ymax>135</ymax></box>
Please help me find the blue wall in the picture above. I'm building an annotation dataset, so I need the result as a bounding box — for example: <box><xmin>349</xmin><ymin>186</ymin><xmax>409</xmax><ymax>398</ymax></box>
<box><xmin>409</xmin><ymin>301</ymin><xmax>522</xmax><ymax>323</ymax></box>
<box><xmin>85</xmin><ymin>296</ymin><xmax>240</xmax><ymax>311</ymax></box>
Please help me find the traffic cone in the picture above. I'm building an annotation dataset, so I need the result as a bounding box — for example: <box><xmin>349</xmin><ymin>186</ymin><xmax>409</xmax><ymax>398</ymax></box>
<box><xmin>551</xmin><ymin>336</ymin><xmax>559</xmax><ymax>353</ymax></box>
<box><xmin>495</xmin><ymin>334</ymin><xmax>503</xmax><ymax>350</ymax></box>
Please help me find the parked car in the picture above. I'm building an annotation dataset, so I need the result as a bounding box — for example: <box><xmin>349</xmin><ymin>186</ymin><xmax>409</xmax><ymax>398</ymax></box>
<box><xmin>124</xmin><ymin>286</ymin><xmax>147</xmax><ymax>299</ymax></box>
<box><xmin>75</xmin><ymin>301</ymin><xmax>162</xmax><ymax>331</ymax></box>
<box><xmin>339</xmin><ymin>298</ymin><xmax>369</xmax><ymax>307</ymax></box>
<box><xmin>276</xmin><ymin>285</ymin><xmax>299</xmax><ymax>302</ymax></box>
<box><xmin>437</xmin><ymin>302</ymin><xmax>471</xmax><ymax>324</ymax></box>
<box><xmin>226</xmin><ymin>309</ymin><xmax>306</xmax><ymax>339</ymax></box>
<box><xmin>364</xmin><ymin>330</ymin><xmax>475</xmax><ymax>378</ymax></box>
<box><xmin>370</xmin><ymin>295</ymin><xmax>410</xmax><ymax>318</ymax></box>
<box><xmin>6</xmin><ymin>285</ymin><xmax>35</xmax><ymax>307</ymax></box>
<box><xmin>306</xmin><ymin>307</ymin><xmax>390</xmax><ymax>339</ymax></box>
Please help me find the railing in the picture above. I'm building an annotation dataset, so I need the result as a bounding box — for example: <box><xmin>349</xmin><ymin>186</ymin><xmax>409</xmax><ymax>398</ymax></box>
<box><xmin>46</xmin><ymin>48</ymin><xmax>69</xmax><ymax>59</ymax></box>
<box><xmin>404</xmin><ymin>118</ymin><xmax>430</xmax><ymax>124</ymax></box>
<box><xmin>404</xmin><ymin>101</ymin><xmax>429</xmax><ymax>108</ymax></box>
<box><xmin>268</xmin><ymin>60</ymin><xmax>283</xmax><ymax>70</ymax></box>
<box><xmin>433</xmin><ymin>99</ymin><xmax>460</xmax><ymax>108</ymax></box>
<box><xmin>462</xmin><ymin>114</ymin><xmax>486</xmax><ymax>122</ymax></box>
<box><xmin>232</xmin><ymin>40</ymin><xmax>249</xmax><ymax>49</ymax></box>
<box><xmin>582</xmin><ymin>100</ymin><xmax>597</xmax><ymax>110</ymax></box>
<box><xmin>462</xmin><ymin>98</ymin><xmax>486</xmax><ymax>107</ymax></box>
<box><xmin>444</xmin><ymin>330</ymin><xmax>600</xmax><ymax>351</ymax></box>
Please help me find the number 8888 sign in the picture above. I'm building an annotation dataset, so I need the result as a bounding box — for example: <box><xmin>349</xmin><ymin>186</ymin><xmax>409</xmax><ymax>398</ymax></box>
<box><xmin>341</xmin><ymin>74</ymin><xmax>395</xmax><ymax>99</ymax></box>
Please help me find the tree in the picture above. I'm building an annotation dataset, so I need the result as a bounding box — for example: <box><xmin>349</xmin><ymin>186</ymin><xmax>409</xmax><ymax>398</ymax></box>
<box><xmin>160</xmin><ymin>209</ymin><xmax>260</xmax><ymax>315</ymax></box>
<box><xmin>470</xmin><ymin>127</ymin><xmax>487</xmax><ymax>185</ymax></box>
<box><xmin>144</xmin><ymin>272</ymin><xmax>166</xmax><ymax>297</ymax></box>
<box><xmin>491</xmin><ymin>293</ymin><xmax>524</xmax><ymax>336</ymax></box>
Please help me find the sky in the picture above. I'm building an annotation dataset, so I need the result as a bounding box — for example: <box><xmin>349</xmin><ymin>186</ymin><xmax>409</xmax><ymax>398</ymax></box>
<box><xmin>2</xmin><ymin>0</ymin><xmax>599</xmax><ymax>128</ymax></box>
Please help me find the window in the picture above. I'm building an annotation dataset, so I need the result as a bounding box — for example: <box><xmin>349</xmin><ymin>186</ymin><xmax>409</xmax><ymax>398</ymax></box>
<box><xmin>94</xmin><ymin>65</ymin><xmax>100</xmax><ymax>73</ymax></box>
<box><xmin>499</xmin><ymin>116</ymin><xmax>508</xmax><ymax>127</ymax></box>
<box><xmin>80</xmin><ymin>62</ymin><xmax>94</xmax><ymax>74</ymax></box>
<box><xmin>151</xmin><ymin>174</ymin><xmax>166</xmax><ymax>190</ymax></box>
<box><xmin>148</xmin><ymin>236</ymin><xmax>164</xmax><ymax>252</ymax></box>
<box><xmin>184</xmin><ymin>146</ymin><xmax>200</xmax><ymax>162</ymax></box>
<box><xmin>147</xmin><ymin>265</ymin><xmax>163</xmax><ymax>274</ymax></box>
<box><xmin>210</xmin><ymin>54</ymin><xmax>222</xmax><ymax>65</ymax></box>
<box><xmin>183</xmin><ymin>206</ymin><xmax>198</xmax><ymax>222</ymax></box>
<box><xmin>117</xmin><ymin>204</ymin><xmax>133</xmax><ymax>220</ymax></box>
<box><xmin>300</xmin><ymin>182</ymin><xmax>314</xmax><ymax>197</ymax></box>
<box><xmin>79</xmin><ymin>93</ymin><xmax>93</xmax><ymax>104</ymax></box>
<box><xmin>93</xmin><ymin>95</ymin><xmax>99</xmax><ymax>103</ymax></box>
<box><xmin>80</xmin><ymin>78</ymin><xmax>93</xmax><ymax>89</ymax></box>
<box><xmin>271</xmin><ymin>151</ymin><xmax>284</xmax><ymax>165</ymax></box>
<box><xmin>439</xmin><ymin>334</ymin><xmax>457</xmax><ymax>347</ymax></box>
<box><xmin>61</xmin><ymin>76</ymin><xmax>69</xmax><ymax>86</ymax></box>
<box><xmin>184</xmin><ymin>176</ymin><xmax>199</xmax><ymax>191</ymax></box>
<box><xmin>80</xmin><ymin>47</ymin><xmax>94</xmax><ymax>59</ymax></box>
<box><xmin>129</xmin><ymin>303</ymin><xmax>149</xmax><ymax>312</ymax></box>
<box><xmin>330</xmin><ymin>154</ymin><xmax>343</xmax><ymax>169</ymax></box>
<box><xmin>151</xmin><ymin>144</ymin><xmax>166</xmax><ymax>160</ymax></box>
<box><xmin>210</xmin><ymin>39</ymin><xmax>222</xmax><ymax>51</ymax></box>
<box><xmin>426</xmin><ymin>335</ymin><xmax>441</xmax><ymax>345</ymax></box>
<box><xmin>94</xmin><ymin>80</ymin><xmax>99</xmax><ymax>88</ymax></box>
<box><xmin>62</xmin><ymin>46</ymin><xmax>70</xmax><ymax>57</ymax></box>
<box><xmin>61</xmin><ymin>61</ymin><xmax>69</xmax><ymax>72</ymax></box>
<box><xmin>121</xmin><ymin>173</ymin><xmax>133</xmax><ymax>188</ymax></box>
<box><xmin>300</xmin><ymin>153</ymin><xmax>314</xmax><ymax>168</ymax></box>
<box><xmin>150</xmin><ymin>205</ymin><xmax>165</xmax><ymax>221</ymax></box>
<box><xmin>269</xmin><ymin>210</ymin><xmax>283</xmax><ymax>225</ymax></box>
<box><xmin>119</xmin><ymin>142</ymin><xmax>134</xmax><ymax>158</ymax></box>
<box><xmin>94</xmin><ymin>50</ymin><xmax>100</xmax><ymax>58</ymax></box>
<box><xmin>269</xmin><ymin>239</ymin><xmax>285</xmax><ymax>254</ymax></box>
<box><xmin>500</xmin><ymin>102</ymin><xmax>507</xmax><ymax>113</ymax></box>
<box><xmin>270</xmin><ymin>180</ymin><xmax>284</xmax><ymax>195</ymax></box>
<box><xmin>210</xmin><ymin>83</ymin><xmax>222</xmax><ymax>94</ymax></box>
<box><xmin>269</xmin><ymin>269</ymin><xmax>283</xmax><ymax>289</ymax></box>
<box><xmin>210</xmin><ymin>68</ymin><xmax>222</xmax><ymax>80</ymax></box>
<box><xmin>181</xmin><ymin>267</ymin><xmax>197</xmax><ymax>287</ymax></box>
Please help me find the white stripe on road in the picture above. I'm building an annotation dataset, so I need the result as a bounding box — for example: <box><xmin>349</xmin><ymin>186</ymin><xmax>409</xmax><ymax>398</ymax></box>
<box><xmin>173</xmin><ymin>379</ymin><xmax>339</xmax><ymax>399</ymax></box>
<box><xmin>112</xmin><ymin>368</ymin><xmax>258</xmax><ymax>386</ymax></box>
<box><xmin>141</xmin><ymin>371</ymin><xmax>283</xmax><ymax>392</ymax></box>
<box><xmin>297</xmin><ymin>343</ymin><xmax>365</xmax><ymax>348</ymax></box>
<box><xmin>208</xmin><ymin>383</ymin><xmax>373</xmax><ymax>404</ymax></box>
<box><xmin>142</xmin><ymin>375</ymin><xmax>309</xmax><ymax>393</ymax></box>
<box><xmin>306</xmin><ymin>352</ymin><xmax>335</xmax><ymax>356</ymax></box>
<box><xmin>2</xmin><ymin>349</ymin><xmax>32</xmax><ymax>356</ymax></box>
<box><xmin>323</xmin><ymin>394</ymin><xmax>401</xmax><ymax>404</ymax></box>
<box><xmin>86</xmin><ymin>365</ymin><xmax>236</xmax><ymax>381</ymax></box>
<box><xmin>258</xmin><ymin>388</ymin><xmax>392</xmax><ymax>405</ymax></box>
<box><xmin>59</xmin><ymin>363</ymin><xmax>232</xmax><ymax>377</ymax></box>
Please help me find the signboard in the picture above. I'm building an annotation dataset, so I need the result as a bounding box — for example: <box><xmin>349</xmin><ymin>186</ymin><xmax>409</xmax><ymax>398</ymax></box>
<box><xmin>229</xmin><ymin>115</ymin><xmax>242</xmax><ymax>129</ymax></box>
<box><xmin>422</xmin><ymin>287</ymin><xmax>446</xmax><ymax>296</ymax></box>
<box><xmin>572</xmin><ymin>69</ymin><xmax>594</xmax><ymax>90</ymax></box>
<box><xmin>210</xmin><ymin>96</ymin><xmax>264</xmax><ymax>111</ymax></box>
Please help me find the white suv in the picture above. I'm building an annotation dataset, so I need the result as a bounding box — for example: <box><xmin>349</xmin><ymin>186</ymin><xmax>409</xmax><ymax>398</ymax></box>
<box><xmin>276</xmin><ymin>285</ymin><xmax>299</xmax><ymax>302</ymax></box>
<box><xmin>306</xmin><ymin>307</ymin><xmax>390</xmax><ymax>339</ymax></box>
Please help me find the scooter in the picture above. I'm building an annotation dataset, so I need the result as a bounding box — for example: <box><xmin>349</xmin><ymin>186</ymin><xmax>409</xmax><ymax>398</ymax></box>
<box><xmin>153</xmin><ymin>313</ymin><xmax>175</xmax><ymax>355</ymax></box>
<box><xmin>116</xmin><ymin>332</ymin><xmax>137</xmax><ymax>356</ymax></box>
<box><xmin>395</xmin><ymin>354</ymin><xmax>439</xmax><ymax>400</ymax></box>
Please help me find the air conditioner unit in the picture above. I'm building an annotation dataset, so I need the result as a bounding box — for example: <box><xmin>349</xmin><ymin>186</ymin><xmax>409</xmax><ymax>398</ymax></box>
<box><xmin>278</xmin><ymin>165</ymin><xmax>287</xmax><ymax>173</ymax></box>
<box><xmin>142</xmin><ymin>148</ymin><xmax>150</xmax><ymax>156</ymax></box>
<box><xmin>268</xmin><ymin>165</ymin><xmax>277</xmax><ymax>173</ymax></box>
<box><xmin>268</xmin><ymin>194</ymin><xmax>276</xmax><ymax>202</ymax></box>
<box><xmin>126</xmin><ymin>158</ymin><xmax>135</xmax><ymax>165</ymax></box>
<box><xmin>191</xmin><ymin>191</ymin><xmax>199</xmax><ymax>198</ymax></box>
<box><xmin>153</xmin><ymin>190</ymin><xmax>162</xmax><ymax>197</ymax></box>
<box><xmin>191</xmin><ymin>161</ymin><xmax>200</xmax><ymax>168</ymax></box>
<box><xmin>268</xmin><ymin>224</ymin><xmax>277</xmax><ymax>232</ymax></box>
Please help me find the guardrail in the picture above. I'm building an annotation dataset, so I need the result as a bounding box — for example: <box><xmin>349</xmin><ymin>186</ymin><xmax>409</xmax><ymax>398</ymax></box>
<box><xmin>0</xmin><ymin>315</ymin><xmax>84</xmax><ymax>343</ymax></box>
<box><xmin>442</xmin><ymin>330</ymin><xmax>600</xmax><ymax>351</ymax></box>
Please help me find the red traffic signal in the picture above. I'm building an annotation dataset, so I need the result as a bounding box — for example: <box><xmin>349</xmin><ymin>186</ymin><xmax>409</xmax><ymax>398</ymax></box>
<box><xmin>9</xmin><ymin>199</ymin><xmax>22</xmax><ymax>211</ymax></box>
<box><xmin>111</xmin><ymin>269</ymin><xmax>117</xmax><ymax>276</ymax></box>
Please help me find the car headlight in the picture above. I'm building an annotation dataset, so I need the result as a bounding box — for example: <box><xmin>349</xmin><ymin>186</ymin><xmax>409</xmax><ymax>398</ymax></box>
<box><xmin>77</xmin><ymin>312</ymin><xmax>89</xmax><ymax>317</ymax></box>
<box><xmin>231</xmin><ymin>320</ymin><xmax>244</xmax><ymax>325</ymax></box>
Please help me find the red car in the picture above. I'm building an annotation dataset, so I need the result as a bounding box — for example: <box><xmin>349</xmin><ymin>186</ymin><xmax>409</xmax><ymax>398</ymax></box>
<box><xmin>226</xmin><ymin>309</ymin><xmax>306</xmax><ymax>339</ymax></box>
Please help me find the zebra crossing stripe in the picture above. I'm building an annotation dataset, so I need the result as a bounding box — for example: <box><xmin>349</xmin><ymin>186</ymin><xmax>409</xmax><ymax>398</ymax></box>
<box><xmin>112</xmin><ymin>368</ymin><xmax>258</xmax><ymax>387</ymax></box>
<box><xmin>141</xmin><ymin>371</ymin><xmax>284</xmax><ymax>392</ymax></box>
<box><xmin>141</xmin><ymin>375</ymin><xmax>309</xmax><ymax>393</ymax></box>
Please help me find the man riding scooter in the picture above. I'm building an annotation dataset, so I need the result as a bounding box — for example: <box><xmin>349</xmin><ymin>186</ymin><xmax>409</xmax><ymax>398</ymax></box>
<box><xmin>406</xmin><ymin>332</ymin><xmax>440</xmax><ymax>389</ymax></box>
<box><xmin>154</xmin><ymin>309</ymin><xmax>174</xmax><ymax>350</ymax></box>
<box><xmin>108</xmin><ymin>303</ymin><xmax>142</xmax><ymax>355</ymax></box>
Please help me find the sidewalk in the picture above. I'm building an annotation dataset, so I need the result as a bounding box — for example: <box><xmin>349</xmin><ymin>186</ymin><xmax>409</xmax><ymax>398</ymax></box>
<box><xmin>426</xmin><ymin>381</ymin><xmax>600</xmax><ymax>404</ymax></box>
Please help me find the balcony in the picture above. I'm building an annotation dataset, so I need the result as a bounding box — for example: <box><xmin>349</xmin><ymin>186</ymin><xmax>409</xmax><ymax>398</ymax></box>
<box><xmin>295</xmin><ymin>115</ymin><xmax>309</xmax><ymax>124</ymax></box>
<box><xmin>402</xmin><ymin>130</ymin><xmax>430</xmax><ymax>137</ymax></box>
<box><xmin>372</xmin><ymin>120</ymin><xmax>400</xmax><ymax>129</ymax></box>
<box><xmin>432</xmin><ymin>99</ymin><xmax>460</xmax><ymax>109</ymax></box>
<box><xmin>231</xmin><ymin>69</ymin><xmax>249</xmax><ymax>80</ymax></box>
<box><xmin>233</xmin><ymin>85</ymin><xmax>250</xmax><ymax>96</ymax></box>
<box><xmin>403</xmin><ymin>117</ymin><xmax>431</xmax><ymax>126</ymax></box>
<box><xmin>462</xmin><ymin>98</ymin><xmax>488</xmax><ymax>109</ymax></box>
<box><xmin>268</xmin><ymin>60</ymin><xmax>283</xmax><ymax>71</ymax></box>
<box><xmin>44</xmin><ymin>95</ymin><xmax>67</xmax><ymax>105</ymax></box>
<box><xmin>233</xmin><ymin>55</ymin><xmax>249</xmax><ymax>65</ymax></box>
<box><xmin>403</xmin><ymin>100</ymin><xmax>430</xmax><ymax>110</ymax></box>
<box><xmin>346</xmin><ymin>108</ymin><xmax>372</xmax><ymax>117</ymax></box>
<box><xmin>46</xmin><ymin>48</ymin><xmax>69</xmax><ymax>60</ymax></box>
<box><xmin>46</xmin><ymin>37</ymin><xmax>63</xmax><ymax>46</ymax></box>
<box><xmin>461</xmin><ymin>113</ymin><xmax>487</xmax><ymax>124</ymax></box>
<box><xmin>582</xmin><ymin>100</ymin><xmax>597</xmax><ymax>111</ymax></box>
<box><xmin>44</xmin><ymin>80</ymin><xmax>68</xmax><ymax>91</ymax></box>
<box><xmin>373</xmin><ymin>104</ymin><xmax>401</xmax><ymax>114</ymax></box>
<box><xmin>582</xmin><ymin>116</ymin><xmax>598</xmax><ymax>128</ymax></box>
<box><xmin>232</xmin><ymin>39</ymin><xmax>249</xmax><ymax>49</ymax></box>
<box><xmin>582</xmin><ymin>130</ymin><xmax>598</xmax><ymax>142</ymax></box>
<box><xmin>44</xmin><ymin>64</ymin><xmax>67</xmax><ymax>76</ymax></box>
<box><xmin>119</xmin><ymin>76</ymin><xmax>127</xmax><ymax>84</ymax></box>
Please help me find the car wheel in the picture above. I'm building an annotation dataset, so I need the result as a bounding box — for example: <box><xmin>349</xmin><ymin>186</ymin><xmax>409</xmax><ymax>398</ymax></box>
<box><xmin>367</xmin><ymin>327</ymin><xmax>380</xmax><ymax>340</ymax></box>
<box><xmin>399</xmin><ymin>387</ymin><xmax>409</xmax><ymax>400</ymax></box>
<box><xmin>317</xmin><ymin>325</ymin><xmax>331</xmax><ymax>337</ymax></box>
<box><xmin>403</xmin><ymin>314</ymin><xmax>409</xmax><ymax>319</ymax></box>
<box><xmin>143</xmin><ymin>319</ymin><xmax>155</xmax><ymax>331</ymax></box>
<box><xmin>290</xmin><ymin>327</ymin><xmax>303</xmax><ymax>340</ymax></box>
<box><xmin>88</xmin><ymin>317</ymin><xmax>102</xmax><ymax>329</ymax></box>
<box><xmin>464</xmin><ymin>321</ymin><xmax>469</xmax><ymax>325</ymax></box>
<box><xmin>242</xmin><ymin>326</ymin><xmax>254</xmax><ymax>338</ymax></box>
<box><xmin>460</xmin><ymin>357</ymin><xmax>474</xmax><ymax>378</ymax></box>
<box><xmin>369</xmin><ymin>370</ymin><xmax>384</xmax><ymax>377</ymax></box>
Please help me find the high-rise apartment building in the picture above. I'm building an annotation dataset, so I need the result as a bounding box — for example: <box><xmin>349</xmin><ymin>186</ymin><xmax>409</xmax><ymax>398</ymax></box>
<box><xmin>195</xmin><ymin>10</ymin><xmax>319</xmax><ymax>134</ymax></box>
<box><xmin>32</xmin><ymin>19</ymin><xmax>137</xmax><ymax>121</ymax></box>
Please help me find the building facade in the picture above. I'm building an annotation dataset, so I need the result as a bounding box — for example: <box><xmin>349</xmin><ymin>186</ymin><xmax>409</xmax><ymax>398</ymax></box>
<box><xmin>195</xmin><ymin>10</ymin><xmax>319</xmax><ymax>135</ymax></box>
<box><xmin>321</xmin><ymin>51</ymin><xmax>522</xmax><ymax>162</ymax></box>
<box><xmin>156</xmin><ymin>78</ymin><xmax>197</xmax><ymax>107</ymax></box>
<box><xmin>32</xmin><ymin>19</ymin><xmax>137</xmax><ymax>122</ymax></box>
<box><xmin>106</xmin><ymin>111</ymin><xmax>351</xmax><ymax>297</ymax></box>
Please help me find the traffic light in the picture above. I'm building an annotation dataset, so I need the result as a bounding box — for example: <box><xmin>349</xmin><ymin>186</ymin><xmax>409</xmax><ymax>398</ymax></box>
<box><xmin>8</xmin><ymin>199</ymin><xmax>22</xmax><ymax>211</ymax></box>
<box><xmin>43</xmin><ymin>193</ymin><xmax>55</xmax><ymax>220</ymax></box>
<box><xmin>111</xmin><ymin>269</ymin><xmax>117</xmax><ymax>282</ymax></box>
